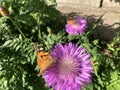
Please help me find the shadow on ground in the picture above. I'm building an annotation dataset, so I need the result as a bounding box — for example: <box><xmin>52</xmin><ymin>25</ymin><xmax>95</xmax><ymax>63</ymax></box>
<box><xmin>110</xmin><ymin>0</ymin><xmax>120</xmax><ymax>4</ymax></box>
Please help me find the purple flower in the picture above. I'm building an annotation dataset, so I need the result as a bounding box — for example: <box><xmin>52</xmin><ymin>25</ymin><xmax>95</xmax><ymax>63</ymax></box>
<box><xmin>65</xmin><ymin>16</ymin><xmax>87</xmax><ymax>35</ymax></box>
<box><xmin>42</xmin><ymin>42</ymin><xmax>93</xmax><ymax>90</ymax></box>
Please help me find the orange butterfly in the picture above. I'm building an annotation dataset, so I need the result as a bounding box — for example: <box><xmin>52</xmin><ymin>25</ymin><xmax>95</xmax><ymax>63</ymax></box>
<box><xmin>67</xmin><ymin>16</ymin><xmax>75</xmax><ymax>25</ymax></box>
<box><xmin>34</xmin><ymin>43</ymin><xmax>56</xmax><ymax>76</ymax></box>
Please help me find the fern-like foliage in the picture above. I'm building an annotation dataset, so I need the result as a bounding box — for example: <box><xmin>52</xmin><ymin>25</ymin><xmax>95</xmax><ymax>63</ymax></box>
<box><xmin>0</xmin><ymin>0</ymin><xmax>120</xmax><ymax>90</ymax></box>
<box><xmin>0</xmin><ymin>0</ymin><xmax>62</xmax><ymax>90</ymax></box>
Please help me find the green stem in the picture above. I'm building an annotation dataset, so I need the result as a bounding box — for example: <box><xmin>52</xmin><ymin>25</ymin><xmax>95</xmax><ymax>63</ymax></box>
<box><xmin>37</xmin><ymin>13</ymin><xmax>41</xmax><ymax>40</ymax></box>
<box><xmin>9</xmin><ymin>17</ymin><xmax>27</xmax><ymax>39</ymax></box>
<box><xmin>38</xmin><ymin>17</ymin><xmax>41</xmax><ymax>39</ymax></box>
<box><xmin>37</xmin><ymin>2</ymin><xmax>46</xmax><ymax>40</ymax></box>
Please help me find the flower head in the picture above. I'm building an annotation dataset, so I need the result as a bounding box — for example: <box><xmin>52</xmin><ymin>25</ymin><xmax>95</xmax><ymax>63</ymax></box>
<box><xmin>42</xmin><ymin>42</ymin><xmax>93</xmax><ymax>90</ymax></box>
<box><xmin>65</xmin><ymin>16</ymin><xmax>87</xmax><ymax>35</ymax></box>
<box><xmin>0</xmin><ymin>6</ymin><xmax>8</xmax><ymax>16</ymax></box>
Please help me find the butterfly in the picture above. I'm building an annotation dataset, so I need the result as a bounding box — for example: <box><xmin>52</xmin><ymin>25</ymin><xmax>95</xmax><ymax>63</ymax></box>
<box><xmin>0</xmin><ymin>6</ymin><xmax>8</xmax><ymax>16</ymax></box>
<box><xmin>67</xmin><ymin>16</ymin><xmax>75</xmax><ymax>25</ymax></box>
<box><xmin>34</xmin><ymin>43</ymin><xmax>56</xmax><ymax>76</ymax></box>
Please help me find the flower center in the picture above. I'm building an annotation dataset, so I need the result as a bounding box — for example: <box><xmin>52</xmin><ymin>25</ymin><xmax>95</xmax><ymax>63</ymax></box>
<box><xmin>58</xmin><ymin>56</ymin><xmax>78</xmax><ymax>75</ymax></box>
<box><xmin>72</xmin><ymin>23</ymin><xmax>81</xmax><ymax>30</ymax></box>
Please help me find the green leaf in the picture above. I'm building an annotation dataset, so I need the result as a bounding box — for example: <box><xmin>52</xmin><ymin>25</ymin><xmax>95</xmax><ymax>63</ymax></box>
<box><xmin>107</xmin><ymin>44</ymin><xmax>115</xmax><ymax>51</ymax></box>
<box><xmin>110</xmin><ymin>71</ymin><xmax>118</xmax><ymax>81</ymax></box>
<box><xmin>107</xmin><ymin>80</ymin><xmax>120</xmax><ymax>90</ymax></box>
<box><xmin>92</xmin><ymin>39</ymin><xmax>99</xmax><ymax>45</ymax></box>
<box><xmin>3</xmin><ymin>40</ymin><xmax>13</xmax><ymax>47</ymax></box>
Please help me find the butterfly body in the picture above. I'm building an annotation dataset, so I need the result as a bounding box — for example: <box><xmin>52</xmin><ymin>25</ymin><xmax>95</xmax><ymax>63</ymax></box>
<box><xmin>35</xmin><ymin>44</ymin><xmax>56</xmax><ymax>76</ymax></box>
<box><xmin>67</xmin><ymin>16</ymin><xmax>75</xmax><ymax>25</ymax></box>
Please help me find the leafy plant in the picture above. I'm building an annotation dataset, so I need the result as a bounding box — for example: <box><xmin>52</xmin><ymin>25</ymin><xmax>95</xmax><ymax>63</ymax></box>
<box><xmin>0</xmin><ymin>0</ymin><xmax>120</xmax><ymax>90</ymax></box>
<box><xmin>0</xmin><ymin>0</ymin><xmax>63</xmax><ymax>90</ymax></box>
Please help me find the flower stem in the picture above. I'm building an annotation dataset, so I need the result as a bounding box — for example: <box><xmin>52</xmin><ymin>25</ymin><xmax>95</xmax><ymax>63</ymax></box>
<box><xmin>37</xmin><ymin>1</ymin><xmax>46</xmax><ymax>40</ymax></box>
<box><xmin>9</xmin><ymin>17</ymin><xmax>27</xmax><ymax>39</ymax></box>
<box><xmin>37</xmin><ymin>13</ymin><xmax>41</xmax><ymax>40</ymax></box>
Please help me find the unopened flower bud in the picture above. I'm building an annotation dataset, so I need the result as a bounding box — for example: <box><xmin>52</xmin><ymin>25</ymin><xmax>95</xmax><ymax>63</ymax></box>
<box><xmin>0</xmin><ymin>6</ymin><xmax>8</xmax><ymax>16</ymax></box>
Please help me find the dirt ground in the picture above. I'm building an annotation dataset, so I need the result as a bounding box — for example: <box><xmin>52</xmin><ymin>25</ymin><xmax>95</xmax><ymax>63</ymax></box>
<box><xmin>56</xmin><ymin>4</ymin><xmax>120</xmax><ymax>41</ymax></box>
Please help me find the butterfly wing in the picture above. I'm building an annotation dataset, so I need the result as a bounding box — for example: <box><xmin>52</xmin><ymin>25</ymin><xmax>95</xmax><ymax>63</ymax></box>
<box><xmin>37</xmin><ymin>51</ymin><xmax>55</xmax><ymax>72</ymax></box>
<box><xmin>34</xmin><ymin>44</ymin><xmax>56</xmax><ymax>76</ymax></box>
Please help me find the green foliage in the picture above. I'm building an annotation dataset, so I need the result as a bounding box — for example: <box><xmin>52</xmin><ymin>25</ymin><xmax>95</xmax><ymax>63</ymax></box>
<box><xmin>0</xmin><ymin>0</ymin><xmax>61</xmax><ymax>90</ymax></box>
<box><xmin>0</xmin><ymin>0</ymin><xmax>120</xmax><ymax>90</ymax></box>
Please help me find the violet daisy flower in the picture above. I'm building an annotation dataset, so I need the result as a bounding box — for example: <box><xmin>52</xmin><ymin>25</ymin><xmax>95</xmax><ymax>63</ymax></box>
<box><xmin>65</xmin><ymin>16</ymin><xmax>87</xmax><ymax>35</ymax></box>
<box><xmin>42</xmin><ymin>42</ymin><xmax>93</xmax><ymax>90</ymax></box>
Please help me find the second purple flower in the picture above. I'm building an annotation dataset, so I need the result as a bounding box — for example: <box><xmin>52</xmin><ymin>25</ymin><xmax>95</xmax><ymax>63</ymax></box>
<box><xmin>65</xmin><ymin>16</ymin><xmax>87</xmax><ymax>35</ymax></box>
